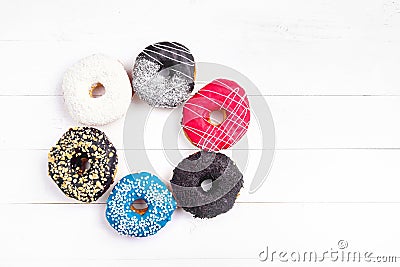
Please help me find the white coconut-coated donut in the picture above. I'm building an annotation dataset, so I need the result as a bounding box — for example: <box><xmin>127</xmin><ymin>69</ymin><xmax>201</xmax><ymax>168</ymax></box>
<box><xmin>62</xmin><ymin>54</ymin><xmax>132</xmax><ymax>125</ymax></box>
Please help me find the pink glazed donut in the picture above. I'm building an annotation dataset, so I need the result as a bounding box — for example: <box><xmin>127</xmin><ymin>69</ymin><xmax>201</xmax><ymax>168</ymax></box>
<box><xmin>182</xmin><ymin>79</ymin><xmax>250</xmax><ymax>151</ymax></box>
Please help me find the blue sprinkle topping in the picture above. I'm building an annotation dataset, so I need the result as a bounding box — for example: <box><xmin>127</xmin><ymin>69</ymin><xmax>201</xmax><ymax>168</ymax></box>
<box><xmin>106</xmin><ymin>172</ymin><xmax>177</xmax><ymax>237</ymax></box>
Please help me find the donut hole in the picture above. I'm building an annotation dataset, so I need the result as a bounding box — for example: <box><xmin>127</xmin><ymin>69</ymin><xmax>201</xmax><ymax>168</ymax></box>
<box><xmin>70</xmin><ymin>152</ymin><xmax>91</xmax><ymax>175</ymax></box>
<box><xmin>130</xmin><ymin>199</ymin><xmax>148</xmax><ymax>215</ymax></box>
<box><xmin>209</xmin><ymin>109</ymin><xmax>226</xmax><ymax>126</ymax></box>
<box><xmin>201</xmin><ymin>179</ymin><xmax>213</xmax><ymax>192</ymax></box>
<box><xmin>89</xmin><ymin>83</ymin><xmax>106</xmax><ymax>98</ymax></box>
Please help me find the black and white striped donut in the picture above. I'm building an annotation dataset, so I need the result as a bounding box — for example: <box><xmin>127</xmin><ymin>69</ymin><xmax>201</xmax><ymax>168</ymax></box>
<box><xmin>132</xmin><ymin>41</ymin><xmax>195</xmax><ymax>108</ymax></box>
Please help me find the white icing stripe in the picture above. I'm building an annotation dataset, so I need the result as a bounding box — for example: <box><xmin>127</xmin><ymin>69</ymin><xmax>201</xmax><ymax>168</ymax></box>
<box><xmin>198</xmin><ymin>91</ymin><xmax>234</xmax><ymax>150</ymax></box>
<box><xmin>149</xmin><ymin>45</ymin><xmax>195</xmax><ymax>63</ymax></box>
<box><xmin>183</xmin><ymin>105</ymin><xmax>210</xmax><ymax>123</ymax></box>
<box><xmin>208</xmin><ymin>80</ymin><xmax>249</xmax><ymax>105</ymax></box>
<box><xmin>153</xmin><ymin>43</ymin><xmax>192</xmax><ymax>55</ymax></box>
<box><xmin>214</xmin><ymin>79</ymin><xmax>246</xmax><ymax>94</ymax></box>
<box><xmin>212</xmin><ymin>94</ymin><xmax>249</xmax><ymax>150</ymax></box>
<box><xmin>183</xmin><ymin>81</ymin><xmax>250</xmax><ymax>151</ymax></box>
<box><xmin>197</xmin><ymin>91</ymin><xmax>249</xmax><ymax>114</ymax></box>
<box><xmin>198</xmin><ymin>124</ymin><xmax>212</xmax><ymax>149</ymax></box>
<box><xmin>184</xmin><ymin>100</ymin><xmax>247</xmax><ymax>151</ymax></box>
<box><xmin>183</xmin><ymin>125</ymin><xmax>231</xmax><ymax>148</ymax></box>
<box><xmin>170</xmin><ymin>68</ymin><xmax>194</xmax><ymax>80</ymax></box>
<box><xmin>184</xmin><ymin>90</ymin><xmax>249</xmax><ymax>129</ymax></box>
<box><xmin>144</xmin><ymin>49</ymin><xmax>195</xmax><ymax>67</ymax></box>
<box><xmin>188</xmin><ymin>93</ymin><xmax>249</xmax><ymax>130</ymax></box>
<box><xmin>182</xmin><ymin>126</ymin><xmax>211</xmax><ymax>145</ymax></box>
<box><xmin>141</xmin><ymin>51</ymin><xmax>163</xmax><ymax>65</ymax></box>
<box><xmin>171</xmin><ymin>42</ymin><xmax>191</xmax><ymax>52</ymax></box>
<box><xmin>184</xmin><ymin>105</ymin><xmax>219</xmax><ymax>150</ymax></box>
<box><xmin>209</xmin><ymin>89</ymin><xmax>243</xmax><ymax>150</ymax></box>
<box><xmin>212</xmin><ymin>79</ymin><xmax>250</xmax><ymax>139</ymax></box>
<box><xmin>184</xmin><ymin>102</ymin><xmax>212</xmax><ymax>112</ymax></box>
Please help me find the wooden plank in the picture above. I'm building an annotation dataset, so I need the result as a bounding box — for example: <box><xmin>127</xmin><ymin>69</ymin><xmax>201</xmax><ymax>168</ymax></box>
<box><xmin>1</xmin><ymin>0</ymin><xmax>398</xmax><ymax>43</ymax></box>
<box><xmin>0</xmin><ymin>96</ymin><xmax>399</xmax><ymax>150</ymax></box>
<box><xmin>0</xmin><ymin>203</ymin><xmax>399</xmax><ymax>264</ymax></box>
<box><xmin>2</xmin><ymin>149</ymin><xmax>400</xmax><ymax>204</ymax></box>
<box><xmin>0</xmin><ymin>0</ymin><xmax>400</xmax><ymax>96</ymax></box>
<box><xmin>1</xmin><ymin>40</ymin><xmax>400</xmax><ymax>96</ymax></box>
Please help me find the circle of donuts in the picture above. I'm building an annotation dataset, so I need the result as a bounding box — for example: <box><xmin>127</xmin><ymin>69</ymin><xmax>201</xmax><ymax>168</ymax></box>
<box><xmin>49</xmin><ymin>41</ymin><xmax>251</xmax><ymax>237</ymax></box>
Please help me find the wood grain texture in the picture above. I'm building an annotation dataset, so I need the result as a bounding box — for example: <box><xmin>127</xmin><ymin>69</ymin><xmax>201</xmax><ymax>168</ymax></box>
<box><xmin>0</xmin><ymin>96</ymin><xmax>398</xmax><ymax>150</ymax></box>
<box><xmin>1</xmin><ymin>149</ymin><xmax>400</xmax><ymax>204</ymax></box>
<box><xmin>1</xmin><ymin>203</ymin><xmax>399</xmax><ymax>265</ymax></box>
<box><xmin>1</xmin><ymin>0</ymin><xmax>400</xmax><ymax>265</ymax></box>
<box><xmin>1</xmin><ymin>41</ymin><xmax>400</xmax><ymax>96</ymax></box>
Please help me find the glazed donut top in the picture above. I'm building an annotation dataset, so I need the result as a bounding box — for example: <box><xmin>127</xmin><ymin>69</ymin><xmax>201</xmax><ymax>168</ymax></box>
<box><xmin>182</xmin><ymin>79</ymin><xmax>250</xmax><ymax>151</ymax></box>
<box><xmin>132</xmin><ymin>41</ymin><xmax>195</xmax><ymax>108</ymax></box>
<box><xmin>106</xmin><ymin>172</ymin><xmax>177</xmax><ymax>237</ymax></box>
<box><xmin>48</xmin><ymin>127</ymin><xmax>118</xmax><ymax>203</ymax></box>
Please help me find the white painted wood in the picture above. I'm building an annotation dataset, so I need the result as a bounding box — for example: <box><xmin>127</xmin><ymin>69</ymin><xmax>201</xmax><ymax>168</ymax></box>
<box><xmin>1</xmin><ymin>0</ymin><xmax>399</xmax><ymax>44</ymax></box>
<box><xmin>0</xmin><ymin>203</ymin><xmax>399</xmax><ymax>265</ymax></box>
<box><xmin>1</xmin><ymin>0</ymin><xmax>400</xmax><ymax>265</ymax></box>
<box><xmin>2</xmin><ymin>149</ymin><xmax>400</xmax><ymax>204</ymax></box>
<box><xmin>1</xmin><ymin>0</ymin><xmax>400</xmax><ymax>96</ymax></box>
<box><xmin>0</xmin><ymin>96</ymin><xmax>398</xmax><ymax>150</ymax></box>
<box><xmin>1</xmin><ymin>40</ymin><xmax>400</xmax><ymax>96</ymax></box>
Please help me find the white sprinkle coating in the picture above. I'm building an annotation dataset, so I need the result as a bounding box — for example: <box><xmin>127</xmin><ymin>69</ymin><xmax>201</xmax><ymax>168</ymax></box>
<box><xmin>105</xmin><ymin>172</ymin><xmax>177</xmax><ymax>237</ymax></box>
<box><xmin>63</xmin><ymin>54</ymin><xmax>132</xmax><ymax>126</ymax></box>
<box><xmin>132</xmin><ymin>57</ymin><xmax>193</xmax><ymax>108</ymax></box>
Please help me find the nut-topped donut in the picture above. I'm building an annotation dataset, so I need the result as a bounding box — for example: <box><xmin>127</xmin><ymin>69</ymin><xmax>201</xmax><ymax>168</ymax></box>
<box><xmin>182</xmin><ymin>79</ymin><xmax>250</xmax><ymax>151</ymax></box>
<box><xmin>48</xmin><ymin>127</ymin><xmax>118</xmax><ymax>203</ymax></box>
<box><xmin>132</xmin><ymin>41</ymin><xmax>195</xmax><ymax>108</ymax></box>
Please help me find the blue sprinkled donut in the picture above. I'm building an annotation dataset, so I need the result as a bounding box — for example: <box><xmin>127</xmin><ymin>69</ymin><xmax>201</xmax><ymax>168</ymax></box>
<box><xmin>106</xmin><ymin>172</ymin><xmax>177</xmax><ymax>237</ymax></box>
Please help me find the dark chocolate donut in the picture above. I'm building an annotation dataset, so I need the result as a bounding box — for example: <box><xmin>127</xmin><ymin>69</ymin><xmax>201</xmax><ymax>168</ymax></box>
<box><xmin>171</xmin><ymin>151</ymin><xmax>243</xmax><ymax>218</ymax></box>
<box><xmin>132</xmin><ymin>41</ymin><xmax>195</xmax><ymax>108</ymax></box>
<box><xmin>48</xmin><ymin>127</ymin><xmax>118</xmax><ymax>203</ymax></box>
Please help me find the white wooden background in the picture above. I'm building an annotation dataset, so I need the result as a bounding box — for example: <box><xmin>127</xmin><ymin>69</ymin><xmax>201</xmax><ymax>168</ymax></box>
<box><xmin>1</xmin><ymin>0</ymin><xmax>400</xmax><ymax>266</ymax></box>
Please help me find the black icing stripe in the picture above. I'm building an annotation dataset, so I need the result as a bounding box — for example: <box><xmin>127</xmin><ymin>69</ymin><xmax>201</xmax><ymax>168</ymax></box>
<box><xmin>144</xmin><ymin>48</ymin><xmax>195</xmax><ymax>66</ymax></box>
<box><xmin>141</xmin><ymin>50</ymin><xmax>163</xmax><ymax>65</ymax></box>
<box><xmin>148</xmin><ymin>46</ymin><xmax>194</xmax><ymax>63</ymax></box>
<box><xmin>140</xmin><ymin>41</ymin><xmax>195</xmax><ymax>67</ymax></box>
<box><xmin>132</xmin><ymin>41</ymin><xmax>196</xmax><ymax>108</ymax></box>
<box><xmin>171</xmin><ymin>42</ymin><xmax>191</xmax><ymax>52</ymax></box>
<box><xmin>153</xmin><ymin>43</ymin><xmax>193</xmax><ymax>56</ymax></box>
